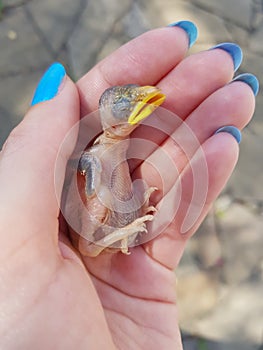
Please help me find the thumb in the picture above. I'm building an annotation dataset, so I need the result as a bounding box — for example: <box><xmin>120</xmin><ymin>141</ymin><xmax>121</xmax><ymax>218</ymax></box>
<box><xmin>0</xmin><ymin>63</ymin><xmax>79</xmax><ymax>257</ymax></box>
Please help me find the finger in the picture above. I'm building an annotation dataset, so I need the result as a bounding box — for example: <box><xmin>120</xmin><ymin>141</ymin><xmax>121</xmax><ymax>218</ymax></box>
<box><xmin>159</xmin><ymin>43</ymin><xmax>242</xmax><ymax>118</ymax></box>
<box><xmin>132</xmin><ymin>81</ymin><xmax>255</xmax><ymax>202</ymax></box>
<box><xmin>0</xmin><ymin>63</ymin><xmax>79</xmax><ymax>257</ymax></box>
<box><xmin>184</xmin><ymin>79</ymin><xmax>256</xmax><ymax>141</ymax></box>
<box><xmin>129</xmin><ymin>45</ymin><xmax>245</xmax><ymax>171</ymax></box>
<box><xmin>77</xmin><ymin>26</ymin><xmax>191</xmax><ymax>115</ymax></box>
<box><xmin>144</xmin><ymin>132</ymin><xmax>240</xmax><ymax>269</ymax></box>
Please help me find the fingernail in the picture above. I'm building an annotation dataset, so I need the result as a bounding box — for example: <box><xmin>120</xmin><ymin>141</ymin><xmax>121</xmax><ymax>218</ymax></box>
<box><xmin>167</xmin><ymin>20</ymin><xmax>198</xmax><ymax>48</ymax></box>
<box><xmin>210</xmin><ymin>43</ymin><xmax>243</xmax><ymax>72</ymax></box>
<box><xmin>215</xmin><ymin>125</ymin><xmax>242</xmax><ymax>144</ymax></box>
<box><xmin>31</xmin><ymin>62</ymin><xmax>66</xmax><ymax>106</ymax></box>
<box><xmin>232</xmin><ymin>73</ymin><xmax>259</xmax><ymax>96</ymax></box>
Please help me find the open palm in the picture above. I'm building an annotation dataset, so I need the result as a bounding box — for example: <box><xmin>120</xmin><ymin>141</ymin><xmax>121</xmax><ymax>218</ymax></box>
<box><xmin>0</xmin><ymin>26</ymin><xmax>255</xmax><ymax>349</ymax></box>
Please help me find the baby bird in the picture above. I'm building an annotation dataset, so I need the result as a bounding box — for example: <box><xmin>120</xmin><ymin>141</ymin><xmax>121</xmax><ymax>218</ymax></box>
<box><xmin>76</xmin><ymin>85</ymin><xmax>165</xmax><ymax>256</ymax></box>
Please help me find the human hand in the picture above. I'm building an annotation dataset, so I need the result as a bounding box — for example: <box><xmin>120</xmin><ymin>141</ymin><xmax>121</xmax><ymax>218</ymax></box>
<box><xmin>0</xmin><ymin>22</ymin><xmax>257</xmax><ymax>349</ymax></box>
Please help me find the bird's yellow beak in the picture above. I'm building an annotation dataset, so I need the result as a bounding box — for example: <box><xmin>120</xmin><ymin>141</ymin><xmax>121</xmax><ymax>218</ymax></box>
<box><xmin>128</xmin><ymin>86</ymin><xmax>166</xmax><ymax>125</ymax></box>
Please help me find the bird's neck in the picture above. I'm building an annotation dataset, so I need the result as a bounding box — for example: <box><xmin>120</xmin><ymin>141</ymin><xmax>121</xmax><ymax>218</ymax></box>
<box><xmin>95</xmin><ymin>131</ymin><xmax>130</xmax><ymax>145</ymax></box>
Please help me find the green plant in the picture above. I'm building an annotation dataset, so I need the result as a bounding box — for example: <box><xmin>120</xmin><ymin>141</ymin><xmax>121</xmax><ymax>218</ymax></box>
<box><xmin>0</xmin><ymin>1</ymin><xmax>3</xmax><ymax>20</ymax></box>
<box><xmin>197</xmin><ymin>338</ymin><xmax>208</xmax><ymax>350</ymax></box>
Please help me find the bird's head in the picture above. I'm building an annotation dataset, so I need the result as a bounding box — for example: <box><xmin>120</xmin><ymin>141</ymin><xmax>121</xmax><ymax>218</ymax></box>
<box><xmin>98</xmin><ymin>84</ymin><xmax>166</xmax><ymax>138</ymax></box>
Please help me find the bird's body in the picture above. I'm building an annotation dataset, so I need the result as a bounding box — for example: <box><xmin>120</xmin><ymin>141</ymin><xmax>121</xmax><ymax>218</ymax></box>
<box><xmin>75</xmin><ymin>85</ymin><xmax>165</xmax><ymax>256</ymax></box>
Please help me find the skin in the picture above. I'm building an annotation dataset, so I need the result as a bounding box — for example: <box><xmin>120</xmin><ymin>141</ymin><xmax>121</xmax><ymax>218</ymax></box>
<box><xmin>0</xmin><ymin>27</ymin><xmax>255</xmax><ymax>349</ymax></box>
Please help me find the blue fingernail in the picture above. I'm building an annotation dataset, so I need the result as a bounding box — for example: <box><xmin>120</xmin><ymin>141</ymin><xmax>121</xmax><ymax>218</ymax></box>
<box><xmin>232</xmin><ymin>73</ymin><xmax>259</xmax><ymax>96</ymax></box>
<box><xmin>215</xmin><ymin>125</ymin><xmax>242</xmax><ymax>144</ymax></box>
<box><xmin>31</xmin><ymin>62</ymin><xmax>66</xmax><ymax>106</ymax></box>
<box><xmin>210</xmin><ymin>43</ymin><xmax>243</xmax><ymax>72</ymax></box>
<box><xmin>167</xmin><ymin>20</ymin><xmax>198</xmax><ymax>48</ymax></box>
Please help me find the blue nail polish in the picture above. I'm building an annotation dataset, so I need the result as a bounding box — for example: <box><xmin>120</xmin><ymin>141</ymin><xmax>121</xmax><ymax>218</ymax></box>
<box><xmin>210</xmin><ymin>43</ymin><xmax>243</xmax><ymax>72</ymax></box>
<box><xmin>31</xmin><ymin>62</ymin><xmax>66</xmax><ymax>106</ymax></box>
<box><xmin>232</xmin><ymin>73</ymin><xmax>259</xmax><ymax>96</ymax></box>
<box><xmin>215</xmin><ymin>125</ymin><xmax>242</xmax><ymax>144</ymax></box>
<box><xmin>168</xmin><ymin>20</ymin><xmax>198</xmax><ymax>48</ymax></box>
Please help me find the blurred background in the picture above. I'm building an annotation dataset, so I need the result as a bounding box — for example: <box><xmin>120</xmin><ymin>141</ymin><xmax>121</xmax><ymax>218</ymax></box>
<box><xmin>0</xmin><ymin>0</ymin><xmax>262</xmax><ymax>349</ymax></box>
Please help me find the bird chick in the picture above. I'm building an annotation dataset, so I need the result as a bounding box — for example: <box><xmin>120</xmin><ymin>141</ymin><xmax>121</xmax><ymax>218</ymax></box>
<box><xmin>75</xmin><ymin>84</ymin><xmax>166</xmax><ymax>256</ymax></box>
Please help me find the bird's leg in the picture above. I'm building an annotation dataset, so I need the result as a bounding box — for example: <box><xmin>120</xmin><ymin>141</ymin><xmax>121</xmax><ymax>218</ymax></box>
<box><xmin>79</xmin><ymin>214</ymin><xmax>154</xmax><ymax>257</ymax></box>
<box><xmin>141</xmin><ymin>186</ymin><xmax>158</xmax><ymax>215</ymax></box>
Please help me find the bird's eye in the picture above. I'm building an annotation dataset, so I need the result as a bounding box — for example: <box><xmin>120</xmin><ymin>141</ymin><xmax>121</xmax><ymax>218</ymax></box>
<box><xmin>115</xmin><ymin>97</ymin><xmax>130</xmax><ymax>109</ymax></box>
<box><xmin>112</xmin><ymin>97</ymin><xmax>131</xmax><ymax>119</ymax></box>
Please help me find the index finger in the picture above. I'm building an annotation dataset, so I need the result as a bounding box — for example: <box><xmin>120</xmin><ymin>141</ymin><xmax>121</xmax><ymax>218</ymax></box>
<box><xmin>77</xmin><ymin>26</ymin><xmax>192</xmax><ymax>115</ymax></box>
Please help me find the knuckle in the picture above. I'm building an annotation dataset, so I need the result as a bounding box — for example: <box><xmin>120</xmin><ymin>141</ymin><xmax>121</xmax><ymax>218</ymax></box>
<box><xmin>0</xmin><ymin>122</ymin><xmax>29</xmax><ymax>159</ymax></box>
